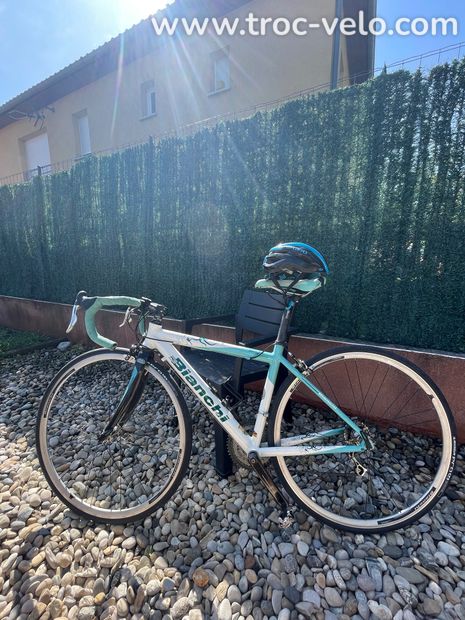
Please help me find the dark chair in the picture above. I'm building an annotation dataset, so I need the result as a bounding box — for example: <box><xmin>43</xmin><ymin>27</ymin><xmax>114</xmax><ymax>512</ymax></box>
<box><xmin>182</xmin><ymin>289</ymin><xmax>297</xmax><ymax>476</ymax></box>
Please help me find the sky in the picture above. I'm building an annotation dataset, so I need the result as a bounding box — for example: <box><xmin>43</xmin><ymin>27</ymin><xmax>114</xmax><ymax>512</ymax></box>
<box><xmin>0</xmin><ymin>0</ymin><xmax>171</xmax><ymax>104</ymax></box>
<box><xmin>0</xmin><ymin>0</ymin><xmax>464</xmax><ymax>105</ymax></box>
<box><xmin>374</xmin><ymin>0</ymin><xmax>465</xmax><ymax>72</ymax></box>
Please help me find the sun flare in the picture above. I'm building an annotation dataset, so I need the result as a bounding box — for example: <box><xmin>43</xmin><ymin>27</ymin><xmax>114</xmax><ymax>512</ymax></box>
<box><xmin>117</xmin><ymin>0</ymin><xmax>172</xmax><ymax>26</ymax></box>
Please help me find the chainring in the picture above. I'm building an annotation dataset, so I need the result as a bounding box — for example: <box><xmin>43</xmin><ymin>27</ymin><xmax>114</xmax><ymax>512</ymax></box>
<box><xmin>227</xmin><ymin>436</ymin><xmax>252</xmax><ymax>469</ymax></box>
<box><xmin>226</xmin><ymin>398</ymin><xmax>271</xmax><ymax>470</ymax></box>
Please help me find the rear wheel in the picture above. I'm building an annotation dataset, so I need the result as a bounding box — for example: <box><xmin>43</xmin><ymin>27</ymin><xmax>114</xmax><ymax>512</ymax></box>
<box><xmin>269</xmin><ymin>346</ymin><xmax>456</xmax><ymax>533</ymax></box>
<box><xmin>37</xmin><ymin>349</ymin><xmax>192</xmax><ymax>523</ymax></box>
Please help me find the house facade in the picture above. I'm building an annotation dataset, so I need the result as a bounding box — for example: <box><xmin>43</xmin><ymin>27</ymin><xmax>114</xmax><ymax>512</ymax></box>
<box><xmin>0</xmin><ymin>0</ymin><xmax>376</xmax><ymax>184</ymax></box>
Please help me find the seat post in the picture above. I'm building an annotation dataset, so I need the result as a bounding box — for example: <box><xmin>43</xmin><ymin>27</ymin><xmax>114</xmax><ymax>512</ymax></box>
<box><xmin>275</xmin><ymin>298</ymin><xmax>296</xmax><ymax>345</ymax></box>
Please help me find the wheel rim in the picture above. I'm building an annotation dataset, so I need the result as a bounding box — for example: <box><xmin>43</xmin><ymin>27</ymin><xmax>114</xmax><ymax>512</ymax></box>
<box><xmin>39</xmin><ymin>352</ymin><xmax>186</xmax><ymax>521</ymax></box>
<box><xmin>274</xmin><ymin>351</ymin><xmax>454</xmax><ymax>530</ymax></box>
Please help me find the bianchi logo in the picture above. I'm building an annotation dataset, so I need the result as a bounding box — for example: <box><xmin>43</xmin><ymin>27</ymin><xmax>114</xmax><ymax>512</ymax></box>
<box><xmin>170</xmin><ymin>357</ymin><xmax>229</xmax><ymax>422</ymax></box>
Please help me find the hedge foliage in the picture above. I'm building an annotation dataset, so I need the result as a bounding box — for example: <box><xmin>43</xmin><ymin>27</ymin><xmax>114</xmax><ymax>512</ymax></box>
<box><xmin>2</xmin><ymin>61</ymin><xmax>465</xmax><ymax>352</ymax></box>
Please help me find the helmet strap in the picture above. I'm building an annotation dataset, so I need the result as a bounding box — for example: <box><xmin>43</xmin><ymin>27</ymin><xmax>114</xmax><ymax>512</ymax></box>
<box><xmin>271</xmin><ymin>273</ymin><xmax>303</xmax><ymax>294</ymax></box>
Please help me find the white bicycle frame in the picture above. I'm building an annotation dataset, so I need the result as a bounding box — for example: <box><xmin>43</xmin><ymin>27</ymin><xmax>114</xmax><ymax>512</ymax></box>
<box><xmin>143</xmin><ymin>322</ymin><xmax>366</xmax><ymax>458</ymax></box>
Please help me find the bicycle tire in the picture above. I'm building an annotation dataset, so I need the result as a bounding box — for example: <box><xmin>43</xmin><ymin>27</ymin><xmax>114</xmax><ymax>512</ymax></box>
<box><xmin>37</xmin><ymin>348</ymin><xmax>192</xmax><ymax>524</ymax></box>
<box><xmin>269</xmin><ymin>345</ymin><xmax>456</xmax><ymax>533</ymax></box>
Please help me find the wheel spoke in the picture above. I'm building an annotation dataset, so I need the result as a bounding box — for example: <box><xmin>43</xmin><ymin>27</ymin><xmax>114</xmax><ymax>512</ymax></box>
<box><xmin>344</xmin><ymin>361</ymin><xmax>360</xmax><ymax>412</ymax></box>
<box><xmin>38</xmin><ymin>352</ymin><xmax>190</xmax><ymax>522</ymax></box>
<box><xmin>272</xmin><ymin>348</ymin><xmax>455</xmax><ymax>532</ymax></box>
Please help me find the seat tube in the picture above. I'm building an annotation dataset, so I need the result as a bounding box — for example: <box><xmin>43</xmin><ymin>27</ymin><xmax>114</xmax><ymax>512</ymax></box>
<box><xmin>252</xmin><ymin>345</ymin><xmax>284</xmax><ymax>443</ymax></box>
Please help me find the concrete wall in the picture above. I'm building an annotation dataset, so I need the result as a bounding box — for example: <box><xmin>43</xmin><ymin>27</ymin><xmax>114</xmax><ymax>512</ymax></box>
<box><xmin>1</xmin><ymin>294</ymin><xmax>464</xmax><ymax>442</ymax></box>
<box><xmin>0</xmin><ymin>0</ymin><xmax>340</xmax><ymax>181</ymax></box>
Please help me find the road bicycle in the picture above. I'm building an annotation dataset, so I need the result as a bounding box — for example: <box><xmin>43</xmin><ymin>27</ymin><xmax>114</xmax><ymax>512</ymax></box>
<box><xmin>37</xmin><ymin>279</ymin><xmax>457</xmax><ymax>533</ymax></box>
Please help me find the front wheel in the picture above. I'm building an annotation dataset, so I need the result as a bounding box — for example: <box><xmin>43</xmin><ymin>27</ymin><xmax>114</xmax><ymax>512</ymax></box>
<box><xmin>269</xmin><ymin>346</ymin><xmax>456</xmax><ymax>533</ymax></box>
<box><xmin>37</xmin><ymin>349</ymin><xmax>192</xmax><ymax>523</ymax></box>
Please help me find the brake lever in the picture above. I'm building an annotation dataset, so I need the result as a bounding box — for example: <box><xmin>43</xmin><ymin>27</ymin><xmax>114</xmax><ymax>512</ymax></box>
<box><xmin>119</xmin><ymin>306</ymin><xmax>133</xmax><ymax>328</ymax></box>
<box><xmin>66</xmin><ymin>290</ymin><xmax>88</xmax><ymax>333</ymax></box>
<box><xmin>66</xmin><ymin>304</ymin><xmax>79</xmax><ymax>333</ymax></box>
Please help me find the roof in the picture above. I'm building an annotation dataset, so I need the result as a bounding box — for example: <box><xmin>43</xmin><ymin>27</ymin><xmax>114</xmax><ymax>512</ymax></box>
<box><xmin>0</xmin><ymin>0</ymin><xmax>252</xmax><ymax>130</ymax></box>
<box><xmin>0</xmin><ymin>0</ymin><xmax>376</xmax><ymax>130</ymax></box>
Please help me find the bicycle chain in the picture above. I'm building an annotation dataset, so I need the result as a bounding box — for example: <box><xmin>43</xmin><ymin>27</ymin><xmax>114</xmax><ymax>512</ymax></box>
<box><xmin>226</xmin><ymin>401</ymin><xmax>257</xmax><ymax>470</ymax></box>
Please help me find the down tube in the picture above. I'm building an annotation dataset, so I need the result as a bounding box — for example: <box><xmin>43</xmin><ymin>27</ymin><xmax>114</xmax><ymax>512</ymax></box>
<box><xmin>280</xmin><ymin>357</ymin><xmax>363</xmax><ymax>435</ymax></box>
<box><xmin>154</xmin><ymin>340</ymin><xmax>255</xmax><ymax>453</ymax></box>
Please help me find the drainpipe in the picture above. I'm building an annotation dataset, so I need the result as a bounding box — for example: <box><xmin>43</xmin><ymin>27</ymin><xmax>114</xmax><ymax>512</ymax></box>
<box><xmin>330</xmin><ymin>0</ymin><xmax>344</xmax><ymax>89</ymax></box>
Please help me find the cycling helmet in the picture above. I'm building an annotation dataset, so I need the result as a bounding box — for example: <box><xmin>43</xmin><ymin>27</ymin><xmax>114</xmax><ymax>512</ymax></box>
<box><xmin>263</xmin><ymin>242</ymin><xmax>329</xmax><ymax>277</ymax></box>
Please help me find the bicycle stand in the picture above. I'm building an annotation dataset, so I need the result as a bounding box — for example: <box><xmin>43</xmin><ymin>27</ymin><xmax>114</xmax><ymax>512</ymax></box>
<box><xmin>214</xmin><ymin>423</ymin><xmax>233</xmax><ymax>478</ymax></box>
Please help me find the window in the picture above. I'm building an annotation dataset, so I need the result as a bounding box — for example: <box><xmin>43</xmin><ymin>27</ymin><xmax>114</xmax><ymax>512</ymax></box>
<box><xmin>73</xmin><ymin>111</ymin><xmax>91</xmax><ymax>157</ymax></box>
<box><xmin>141</xmin><ymin>80</ymin><xmax>156</xmax><ymax>118</ymax></box>
<box><xmin>210</xmin><ymin>49</ymin><xmax>230</xmax><ymax>94</ymax></box>
<box><xmin>23</xmin><ymin>132</ymin><xmax>51</xmax><ymax>179</ymax></box>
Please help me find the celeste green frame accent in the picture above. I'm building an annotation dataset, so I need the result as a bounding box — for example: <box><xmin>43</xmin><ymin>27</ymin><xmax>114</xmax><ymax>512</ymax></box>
<box><xmin>81</xmin><ymin>294</ymin><xmax>366</xmax><ymax>458</ymax></box>
<box><xmin>143</xmin><ymin>322</ymin><xmax>366</xmax><ymax>458</ymax></box>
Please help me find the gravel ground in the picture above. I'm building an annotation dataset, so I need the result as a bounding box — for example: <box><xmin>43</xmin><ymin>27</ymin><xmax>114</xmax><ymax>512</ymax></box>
<box><xmin>1</xmin><ymin>347</ymin><xmax>465</xmax><ymax>620</ymax></box>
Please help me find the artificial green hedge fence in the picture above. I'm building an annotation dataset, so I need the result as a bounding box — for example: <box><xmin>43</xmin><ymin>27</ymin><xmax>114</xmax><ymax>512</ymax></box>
<box><xmin>1</xmin><ymin>60</ymin><xmax>465</xmax><ymax>352</ymax></box>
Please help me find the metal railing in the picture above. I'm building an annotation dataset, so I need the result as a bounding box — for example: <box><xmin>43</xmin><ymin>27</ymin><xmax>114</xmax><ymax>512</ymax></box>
<box><xmin>1</xmin><ymin>41</ymin><xmax>464</xmax><ymax>187</ymax></box>
<box><xmin>0</xmin><ymin>160</ymin><xmax>74</xmax><ymax>186</ymax></box>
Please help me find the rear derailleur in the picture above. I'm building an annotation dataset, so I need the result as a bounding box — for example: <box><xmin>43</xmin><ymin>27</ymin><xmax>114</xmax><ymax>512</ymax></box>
<box><xmin>345</xmin><ymin>422</ymin><xmax>375</xmax><ymax>478</ymax></box>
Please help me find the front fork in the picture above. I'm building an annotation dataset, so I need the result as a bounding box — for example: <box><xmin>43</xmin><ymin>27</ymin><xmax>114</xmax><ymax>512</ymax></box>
<box><xmin>98</xmin><ymin>349</ymin><xmax>150</xmax><ymax>440</ymax></box>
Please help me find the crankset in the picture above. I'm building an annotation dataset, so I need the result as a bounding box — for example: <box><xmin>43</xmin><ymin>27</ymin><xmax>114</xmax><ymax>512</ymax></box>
<box><xmin>227</xmin><ymin>436</ymin><xmax>252</xmax><ymax>469</ymax></box>
<box><xmin>226</xmin><ymin>401</ymin><xmax>257</xmax><ymax>470</ymax></box>
<box><xmin>247</xmin><ymin>451</ymin><xmax>293</xmax><ymax>529</ymax></box>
